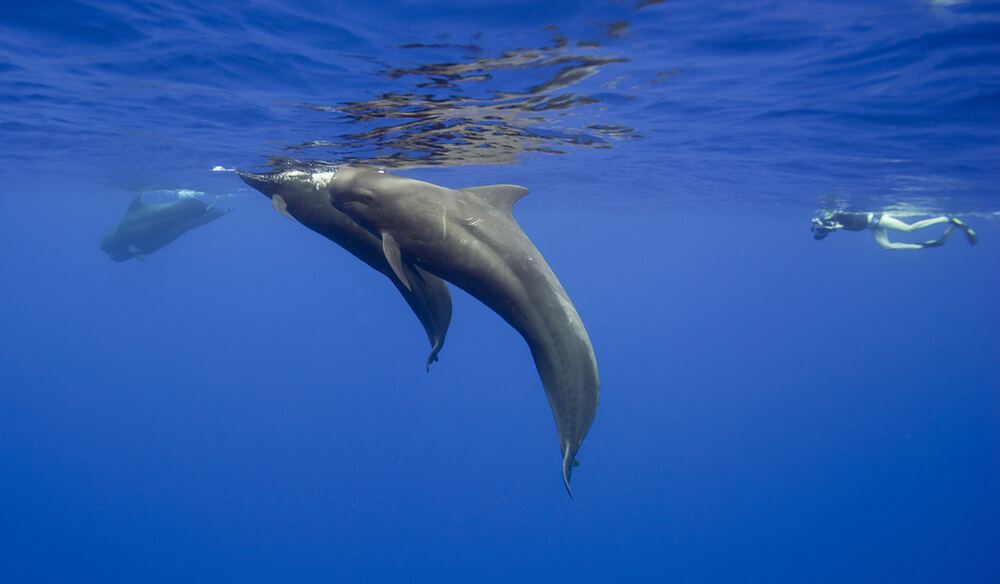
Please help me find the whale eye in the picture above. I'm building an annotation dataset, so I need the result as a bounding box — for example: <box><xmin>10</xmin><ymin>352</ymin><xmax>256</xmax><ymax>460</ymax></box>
<box><xmin>348</xmin><ymin>187</ymin><xmax>376</xmax><ymax>204</ymax></box>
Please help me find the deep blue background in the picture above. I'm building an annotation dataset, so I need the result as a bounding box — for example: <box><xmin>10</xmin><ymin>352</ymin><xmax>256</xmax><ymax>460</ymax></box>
<box><xmin>1</xmin><ymin>1</ymin><xmax>998</xmax><ymax>582</ymax></box>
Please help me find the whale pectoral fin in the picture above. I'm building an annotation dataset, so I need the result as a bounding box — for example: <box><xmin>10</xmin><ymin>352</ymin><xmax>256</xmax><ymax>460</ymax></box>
<box><xmin>382</xmin><ymin>232</ymin><xmax>411</xmax><ymax>291</ymax></box>
<box><xmin>462</xmin><ymin>185</ymin><xmax>529</xmax><ymax>213</ymax></box>
<box><xmin>127</xmin><ymin>195</ymin><xmax>145</xmax><ymax>213</ymax></box>
<box><xmin>127</xmin><ymin>244</ymin><xmax>146</xmax><ymax>261</ymax></box>
<box><xmin>271</xmin><ymin>194</ymin><xmax>296</xmax><ymax>222</ymax></box>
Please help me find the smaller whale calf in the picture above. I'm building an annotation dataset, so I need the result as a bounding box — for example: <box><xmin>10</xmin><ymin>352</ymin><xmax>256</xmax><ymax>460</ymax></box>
<box><xmin>237</xmin><ymin>168</ymin><xmax>453</xmax><ymax>368</ymax></box>
<box><xmin>101</xmin><ymin>194</ymin><xmax>229</xmax><ymax>262</ymax></box>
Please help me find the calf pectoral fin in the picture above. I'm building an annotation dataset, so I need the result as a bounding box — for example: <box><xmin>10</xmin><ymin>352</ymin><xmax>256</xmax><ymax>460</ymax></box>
<box><xmin>271</xmin><ymin>195</ymin><xmax>296</xmax><ymax>222</ymax></box>
<box><xmin>382</xmin><ymin>232</ymin><xmax>411</xmax><ymax>291</ymax></box>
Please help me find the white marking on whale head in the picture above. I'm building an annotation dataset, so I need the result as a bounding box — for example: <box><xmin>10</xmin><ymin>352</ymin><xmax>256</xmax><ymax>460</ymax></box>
<box><xmin>310</xmin><ymin>171</ymin><xmax>337</xmax><ymax>189</ymax></box>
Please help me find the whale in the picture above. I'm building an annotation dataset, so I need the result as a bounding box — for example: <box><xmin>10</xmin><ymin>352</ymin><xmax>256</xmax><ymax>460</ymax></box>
<box><xmin>101</xmin><ymin>195</ymin><xmax>229</xmax><ymax>262</ymax></box>
<box><xmin>327</xmin><ymin>166</ymin><xmax>599</xmax><ymax>496</ymax></box>
<box><xmin>237</xmin><ymin>168</ymin><xmax>452</xmax><ymax>368</ymax></box>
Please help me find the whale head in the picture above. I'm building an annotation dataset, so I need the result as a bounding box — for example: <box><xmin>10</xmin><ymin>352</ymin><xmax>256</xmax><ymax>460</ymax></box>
<box><xmin>327</xmin><ymin>166</ymin><xmax>424</xmax><ymax>233</ymax></box>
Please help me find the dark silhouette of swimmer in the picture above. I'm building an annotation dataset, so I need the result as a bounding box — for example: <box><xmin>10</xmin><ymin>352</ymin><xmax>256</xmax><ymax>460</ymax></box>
<box><xmin>811</xmin><ymin>211</ymin><xmax>977</xmax><ymax>250</ymax></box>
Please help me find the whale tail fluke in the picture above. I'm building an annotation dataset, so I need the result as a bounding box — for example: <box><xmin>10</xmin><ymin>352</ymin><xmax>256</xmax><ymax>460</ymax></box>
<box><xmin>562</xmin><ymin>448</ymin><xmax>579</xmax><ymax>499</ymax></box>
<box><xmin>407</xmin><ymin>265</ymin><xmax>452</xmax><ymax>372</ymax></box>
<box><xmin>425</xmin><ymin>340</ymin><xmax>443</xmax><ymax>372</ymax></box>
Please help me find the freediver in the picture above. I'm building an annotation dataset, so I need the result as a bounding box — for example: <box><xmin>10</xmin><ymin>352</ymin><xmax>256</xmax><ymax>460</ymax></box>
<box><xmin>811</xmin><ymin>210</ymin><xmax>978</xmax><ymax>250</ymax></box>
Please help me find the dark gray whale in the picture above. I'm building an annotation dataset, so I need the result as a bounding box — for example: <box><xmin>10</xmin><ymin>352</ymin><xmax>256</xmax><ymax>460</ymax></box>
<box><xmin>237</xmin><ymin>168</ymin><xmax>452</xmax><ymax>368</ymax></box>
<box><xmin>101</xmin><ymin>195</ymin><xmax>229</xmax><ymax>262</ymax></box>
<box><xmin>328</xmin><ymin>166</ymin><xmax>599</xmax><ymax>496</ymax></box>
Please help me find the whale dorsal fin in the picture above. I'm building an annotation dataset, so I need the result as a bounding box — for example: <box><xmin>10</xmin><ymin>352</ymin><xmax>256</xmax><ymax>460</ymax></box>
<box><xmin>127</xmin><ymin>195</ymin><xmax>145</xmax><ymax>213</ymax></box>
<box><xmin>382</xmin><ymin>231</ymin><xmax>411</xmax><ymax>291</ymax></box>
<box><xmin>463</xmin><ymin>185</ymin><xmax>529</xmax><ymax>213</ymax></box>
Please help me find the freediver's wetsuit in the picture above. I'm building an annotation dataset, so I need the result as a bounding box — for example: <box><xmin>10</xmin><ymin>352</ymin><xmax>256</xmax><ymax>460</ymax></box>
<box><xmin>831</xmin><ymin>211</ymin><xmax>879</xmax><ymax>231</ymax></box>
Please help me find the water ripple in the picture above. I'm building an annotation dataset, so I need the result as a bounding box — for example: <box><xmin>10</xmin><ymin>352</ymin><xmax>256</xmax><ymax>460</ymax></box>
<box><xmin>284</xmin><ymin>40</ymin><xmax>635</xmax><ymax>167</ymax></box>
<box><xmin>0</xmin><ymin>0</ymin><xmax>996</xmax><ymax>212</ymax></box>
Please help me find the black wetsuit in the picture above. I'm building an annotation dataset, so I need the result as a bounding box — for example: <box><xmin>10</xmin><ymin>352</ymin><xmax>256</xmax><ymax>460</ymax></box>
<box><xmin>833</xmin><ymin>211</ymin><xmax>875</xmax><ymax>231</ymax></box>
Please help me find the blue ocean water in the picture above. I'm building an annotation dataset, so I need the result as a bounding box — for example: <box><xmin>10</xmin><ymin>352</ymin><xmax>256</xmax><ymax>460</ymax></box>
<box><xmin>1</xmin><ymin>0</ymin><xmax>998</xmax><ymax>581</ymax></box>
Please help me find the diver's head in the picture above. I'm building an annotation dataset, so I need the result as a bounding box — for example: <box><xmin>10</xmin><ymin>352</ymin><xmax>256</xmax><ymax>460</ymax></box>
<box><xmin>811</xmin><ymin>215</ymin><xmax>840</xmax><ymax>240</ymax></box>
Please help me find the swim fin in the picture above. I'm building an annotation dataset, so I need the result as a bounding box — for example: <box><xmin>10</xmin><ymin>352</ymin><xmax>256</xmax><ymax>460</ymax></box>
<box><xmin>952</xmin><ymin>218</ymin><xmax>978</xmax><ymax>245</ymax></box>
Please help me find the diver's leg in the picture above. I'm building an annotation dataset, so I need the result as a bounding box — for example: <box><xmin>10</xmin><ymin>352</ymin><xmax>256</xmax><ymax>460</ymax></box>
<box><xmin>878</xmin><ymin>215</ymin><xmax>951</xmax><ymax>233</ymax></box>
<box><xmin>872</xmin><ymin>227</ymin><xmax>924</xmax><ymax>250</ymax></box>
<box><xmin>919</xmin><ymin>225</ymin><xmax>957</xmax><ymax>248</ymax></box>
<box><xmin>909</xmin><ymin>216</ymin><xmax>953</xmax><ymax>230</ymax></box>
